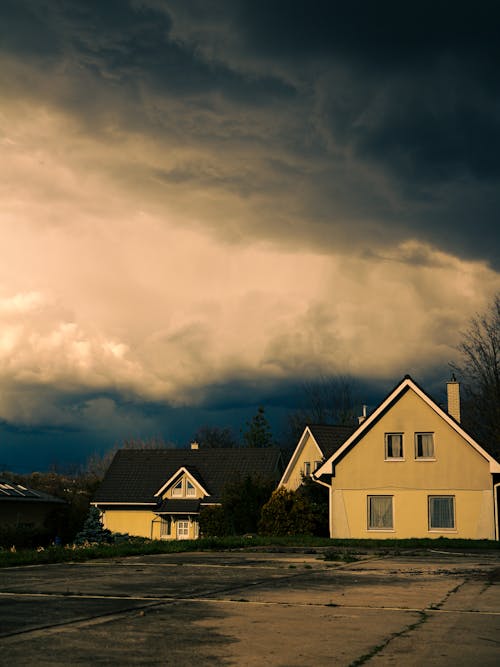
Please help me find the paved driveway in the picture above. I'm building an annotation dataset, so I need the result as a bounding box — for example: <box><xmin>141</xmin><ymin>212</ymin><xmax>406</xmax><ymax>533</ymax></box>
<box><xmin>1</xmin><ymin>549</ymin><xmax>499</xmax><ymax>665</ymax></box>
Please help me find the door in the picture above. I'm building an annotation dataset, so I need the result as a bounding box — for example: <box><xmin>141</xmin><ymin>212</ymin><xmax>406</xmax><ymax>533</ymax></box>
<box><xmin>176</xmin><ymin>520</ymin><xmax>190</xmax><ymax>539</ymax></box>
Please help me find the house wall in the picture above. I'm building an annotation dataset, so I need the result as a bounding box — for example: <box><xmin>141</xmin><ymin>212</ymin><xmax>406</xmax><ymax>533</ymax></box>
<box><xmin>102</xmin><ymin>510</ymin><xmax>156</xmax><ymax>538</ymax></box>
<box><xmin>329</xmin><ymin>389</ymin><xmax>495</xmax><ymax>539</ymax></box>
<box><xmin>282</xmin><ymin>433</ymin><xmax>322</xmax><ymax>491</ymax></box>
<box><xmin>101</xmin><ymin>509</ymin><xmax>200</xmax><ymax>540</ymax></box>
<box><xmin>0</xmin><ymin>502</ymin><xmax>59</xmax><ymax>528</ymax></box>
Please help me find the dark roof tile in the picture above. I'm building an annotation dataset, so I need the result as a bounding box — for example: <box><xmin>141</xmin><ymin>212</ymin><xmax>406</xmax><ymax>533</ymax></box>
<box><xmin>308</xmin><ymin>424</ymin><xmax>357</xmax><ymax>458</ymax></box>
<box><xmin>93</xmin><ymin>447</ymin><xmax>283</xmax><ymax>504</ymax></box>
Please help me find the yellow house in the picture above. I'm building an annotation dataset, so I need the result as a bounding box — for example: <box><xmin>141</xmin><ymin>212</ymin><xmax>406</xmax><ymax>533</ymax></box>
<box><xmin>314</xmin><ymin>376</ymin><xmax>500</xmax><ymax>540</ymax></box>
<box><xmin>93</xmin><ymin>445</ymin><xmax>282</xmax><ymax>540</ymax></box>
<box><xmin>279</xmin><ymin>424</ymin><xmax>355</xmax><ymax>491</ymax></box>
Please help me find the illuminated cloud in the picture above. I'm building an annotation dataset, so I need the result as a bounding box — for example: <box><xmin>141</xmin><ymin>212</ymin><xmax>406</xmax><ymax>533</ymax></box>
<box><xmin>0</xmin><ymin>1</ymin><xmax>498</xmax><ymax>467</ymax></box>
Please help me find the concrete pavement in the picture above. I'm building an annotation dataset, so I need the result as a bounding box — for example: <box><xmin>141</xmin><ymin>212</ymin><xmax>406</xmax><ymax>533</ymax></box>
<box><xmin>0</xmin><ymin>549</ymin><xmax>498</xmax><ymax>665</ymax></box>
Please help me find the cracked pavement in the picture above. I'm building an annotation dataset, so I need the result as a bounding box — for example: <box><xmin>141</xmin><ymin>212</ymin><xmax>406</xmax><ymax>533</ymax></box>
<box><xmin>0</xmin><ymin>549</ymin><xmax>499</xmax><ymax>665</ymax></box>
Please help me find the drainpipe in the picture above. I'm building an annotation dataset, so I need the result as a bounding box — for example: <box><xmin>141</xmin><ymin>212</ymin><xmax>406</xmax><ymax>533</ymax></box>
<box><xmin>494</xmin><ymin>483</ymin><xmax>500</xmax><ymax>541</ymax></box>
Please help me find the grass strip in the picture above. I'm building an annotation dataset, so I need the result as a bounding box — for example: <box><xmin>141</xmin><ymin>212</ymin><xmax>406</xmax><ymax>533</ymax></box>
<box><xmin>0</xmin><ymin>535</ymin><xmax>498</xmax><ymax>568</ymax></box>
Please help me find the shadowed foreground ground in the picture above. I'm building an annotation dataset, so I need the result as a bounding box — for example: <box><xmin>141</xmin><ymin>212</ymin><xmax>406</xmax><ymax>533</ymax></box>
<box><xmin>0</xmin><ymin>549</ymin><xmax>499</xmax><ymax>666</ymax></box>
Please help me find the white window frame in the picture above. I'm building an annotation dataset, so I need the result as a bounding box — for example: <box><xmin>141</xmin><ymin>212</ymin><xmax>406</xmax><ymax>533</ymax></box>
<box><xmin>177</xmin><ymin>520</ymin><xmax>190</xmax><ymax>539</ymax></box>
<box><xmin>428</xmin><ymin>496</ymin><xmax>455</xmax><ymax>531</ymax></box>
<box><xmin>171</xmin><ymin>480</ymin><xmax>183</xmax><ymax>497</ymax></box>
<box><xmin>415</xmin><ymin>432</ymin><xmax>435</xmax><ymax>460</ymax></box>
<box><xmin>368</xmin><ymin>495</ymin><xmax>394</xmax><ymax>531</ymax></box>
<box><xmin>385</xmin><ymin>433</ymin><xmax>404</xmax><ymax>460</ymax></box>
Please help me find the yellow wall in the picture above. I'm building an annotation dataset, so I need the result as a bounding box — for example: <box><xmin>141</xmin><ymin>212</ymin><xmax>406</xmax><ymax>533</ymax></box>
<box><xmin>102</xmin><ymin>510</ymin><xmax>156</xmax><ymax>538</ymax></box>
<box><xmin>101</xmin><ymin>509</ymin><xmax>200</xmax><ymax>540</ymax></box>
<box><xmin>282</xmin><ymin>432</ymin><xmax>323</xmax><ymax>491</ymax></box>
<box><xmin>329</xmin><ymin>389</ymin><xmax>496</xmax><ymax>539</ymax></box>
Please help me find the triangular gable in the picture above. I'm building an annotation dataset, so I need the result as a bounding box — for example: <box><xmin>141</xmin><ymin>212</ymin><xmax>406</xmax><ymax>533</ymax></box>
<box><xmin>279</xmin><ymin>426</ymin><xmax>323</xmax><ymax>487</ymax></box>
<box><xmin>154</xmin><ymin>466</ymin><xmax>210</xmax><ymax>498</ymax></box>
<box><xmin>315</xmin><ymin>375</ymin><xmax>500</xmax><ymax>478</ymax></box>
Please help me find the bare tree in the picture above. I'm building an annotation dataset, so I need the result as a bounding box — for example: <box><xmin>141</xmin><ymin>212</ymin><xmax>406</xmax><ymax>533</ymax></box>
<box><xmin>450</xmin><ymin>294</ymin><xmax>500</xmax><ymax>459</ymax></box>
<box><xmin>85</xmin><ymin>437</ymin><xmax>171</xmax><ymax>478</ymax></box>
<box><xmin>285</xmin><ymin>375</ymin><xmax>359</xmax><ymax>447</ymax></box>
<box><xmin>191</xmin><ymin>425</ymin><xmax>237</xmax><ymax>448</ymax></box>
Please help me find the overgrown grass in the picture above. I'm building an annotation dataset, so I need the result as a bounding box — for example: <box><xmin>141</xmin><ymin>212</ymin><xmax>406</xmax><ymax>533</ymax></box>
<box><xmin>0</xmin><ymin>535</ymin><xmax>498</xmax><ymax>568</ymax></box>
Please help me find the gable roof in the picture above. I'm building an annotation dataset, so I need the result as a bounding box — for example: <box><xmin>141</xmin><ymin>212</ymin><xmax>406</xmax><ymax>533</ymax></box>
<box><xmin>315</xmin><ymin>375</ymin><xmax>500</xmax><ymax>478</ymax></box>
<box><xmin>154</xmin><ymin>466</ymin><xmax>210</xmax><ymax>498</ymax></box>
<box><xmin>279</xmin><ymin>424</ymin><xmax>356</xmax><ymax>487</ymax></box>
<box><xmin>93</xmin><ymin>447</ymin><xmax>283</xmax><ymax>505</ymax></box>
<box><xmin>0</xmin><ymin>479</ymin><xmax>65</xmax><ymax>504</ymax></box>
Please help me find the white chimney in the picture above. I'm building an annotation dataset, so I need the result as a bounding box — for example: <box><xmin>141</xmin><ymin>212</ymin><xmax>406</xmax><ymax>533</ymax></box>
<box><xmin>190</xmin><ymin>441</ymin><xmax>199</xmax><ymax>450</ymax></box>
<box><xmin>446</xmin><ymin>375</ymin><xmax>461</xmax><ymax>423</ymax></box>
<box><xmin>358</xmin><ymin>404</ymin><xmax>367</xmax><ymax>424</ymax></box>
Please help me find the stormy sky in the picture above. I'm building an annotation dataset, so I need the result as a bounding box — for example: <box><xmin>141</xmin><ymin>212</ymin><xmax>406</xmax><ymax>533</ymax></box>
<box><xmin>1</xmin><ymin>1</ymin><xmax>499</xmax><ymax>471</ymax></box>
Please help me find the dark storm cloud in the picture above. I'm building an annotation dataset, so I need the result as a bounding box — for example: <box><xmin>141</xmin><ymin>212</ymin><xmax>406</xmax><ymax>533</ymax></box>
<box><xmin>164</xmin><ymin>0</ymin><xmax>500</xmax><ymax>265</ymax></box>
<box><xmin>2</xmin><ymin>0</ymin><xmax>499</xmax><ymax>268</ymax></box>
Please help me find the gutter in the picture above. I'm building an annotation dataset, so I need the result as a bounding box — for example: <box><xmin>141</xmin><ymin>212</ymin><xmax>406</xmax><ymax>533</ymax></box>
<box><xmin>494</xmin><ymin>482</ymin><xmax>500</xmax><ymax>541</ymax></box>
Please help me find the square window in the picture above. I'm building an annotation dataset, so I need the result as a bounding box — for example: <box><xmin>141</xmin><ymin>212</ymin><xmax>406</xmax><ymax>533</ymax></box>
<box><xmin>368</xmin><ymin>496</ymin><xmax>393</xmax><ymax>530</ymax></box>
<box><xmin>385</xmin><ymin>433</ymin><xmax>403</xmax><ymax>459</ymax></box>
<box><xmin>177</xmin><ymin>520</ymin><xmax>190</xmax><ymax>538</ymax></box>
<box><xmin>415</xmin><ymin>433</ymin><xmax>435</xmax><ymax>459</ymax></box>
<box><xmin>429</xmin><ymin>496</ymin><xmax>455</xmax><ymax>530</ymax></box>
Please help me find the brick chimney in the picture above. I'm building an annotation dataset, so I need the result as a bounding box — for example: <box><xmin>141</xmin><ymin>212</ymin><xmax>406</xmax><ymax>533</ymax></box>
<box><xmin>190</xmin><ymin>441</ymin><xmax>199</xmax><ymax>450</ymax></box>
<box><xmin>446</xmin><ymin>375</ymin><xmax>461</xmax><ymax>423</ymax></box>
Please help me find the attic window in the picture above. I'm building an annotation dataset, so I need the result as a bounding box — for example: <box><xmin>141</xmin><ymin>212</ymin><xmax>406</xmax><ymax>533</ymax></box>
<box><xmin>186</xmin><ymin>480</ymin><xmax>196</xmax><ymax>497</ymax></box>
<box><xmin>303</xmin><ymin>461</ymin><xmax>311</xmax><ymax>476</ymax></box>
<box><xmin>385</xmin><ymin>433</ymin><xmax>403</xmax><ymax>460</ymax></box>
<box><xmin>172</xmin><ymin>480</ymin><xmax>183</xmax><ymax>497</ymax></box>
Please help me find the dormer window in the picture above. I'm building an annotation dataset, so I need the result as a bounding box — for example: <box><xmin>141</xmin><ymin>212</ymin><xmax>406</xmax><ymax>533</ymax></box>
<box><xmin>385</xmin><ymin>433</ymin><xmax>403</xmax><ymax>460</ymax></box>
<box><xmin>186</xmin><ymin>480</ymin><xmax>196</xmax><ymax>497</ymax></box>
<box><xmin>172</xmin><ymin>480</ymin><xmax>183</xmax><ymax>497</ymax></box>
<box><xmin>415</xmin><ymin>433</ymin><xmax>435</xmax><ymax>459</ymax></box>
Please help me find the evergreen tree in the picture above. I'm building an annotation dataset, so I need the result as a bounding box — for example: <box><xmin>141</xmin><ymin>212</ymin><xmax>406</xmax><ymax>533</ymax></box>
<box><xmin>74</xmin><ymin>506</ymin><xmax>112</xmax><ymax>545</ymax></box>
<box><xmin>242</xmin><ymin>406</ymin><xmax>274</xmax><ymax>448</ymax></box>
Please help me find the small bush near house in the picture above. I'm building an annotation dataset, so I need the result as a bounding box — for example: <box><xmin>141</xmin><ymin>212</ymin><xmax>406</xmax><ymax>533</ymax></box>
<box><xmin>200</xmin><ymin>475</ymin><xmax>275</xmax><ymax>537</ymax></box>
<box><xmin>258</xmin><ymin>481</ymin><xmax>328</xmax><ymax>537</ymax></box>
<box><xmin>199</xmin><ymin>506</ymin><xmax>230</xmax><ymax>537</ymax></box>
<box><xmin>0</xmin><ymin>524</ymin><xmax>52</xmax><ymax>550</ymax></box>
